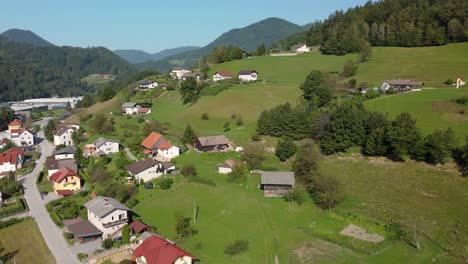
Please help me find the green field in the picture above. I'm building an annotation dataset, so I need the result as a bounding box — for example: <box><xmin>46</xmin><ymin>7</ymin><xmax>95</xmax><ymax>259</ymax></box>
<box><xmin>133</xmin><ymin>151</ymin><xmax>453</xmax><ymax>263</ymax></box>
<box><xmin>0</xmin><ymin>218</ymin><xmax>55</xmax><ymax>264</ymax></box>
<box><xmin>365</xmin><ymin>88</ymin><xmax>468</xmax><ymax>138</ymax></box>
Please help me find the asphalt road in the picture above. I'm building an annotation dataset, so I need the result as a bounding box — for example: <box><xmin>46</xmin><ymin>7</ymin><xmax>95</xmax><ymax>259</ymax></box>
<box><xmin>19</xmin><ymin>130</ymin><xmax>80</xmax><ymax>264</ymax></box>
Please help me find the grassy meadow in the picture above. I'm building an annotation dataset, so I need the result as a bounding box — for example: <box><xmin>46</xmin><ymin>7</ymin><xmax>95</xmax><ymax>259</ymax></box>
<box><xmin>0</xmin><ymin>218</ymin><xmax>55</xmax><ymax>264</ymax></box>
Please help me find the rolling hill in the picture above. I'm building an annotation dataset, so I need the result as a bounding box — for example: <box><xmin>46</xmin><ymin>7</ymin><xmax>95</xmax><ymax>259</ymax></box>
<box><xmin>0</xmin><ymin>28</ymin><xmax>55</xmax><ymax>47</ymax></box>
<box><xmin>114</xmin><ymin>46</ymin><xmax>200</xmax><ymax>64</ymax></box>
<box><xmin>137</xmin><ymin>17</ymin><xmax>304</xmax><ymax>72</ymax></box>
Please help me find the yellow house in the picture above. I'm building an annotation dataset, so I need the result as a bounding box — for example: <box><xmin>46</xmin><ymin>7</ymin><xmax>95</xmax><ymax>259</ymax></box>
<box><xmin>50</xmin><ymin>166</ymin><xmax>82</xmax><ymax>196</ymax></box>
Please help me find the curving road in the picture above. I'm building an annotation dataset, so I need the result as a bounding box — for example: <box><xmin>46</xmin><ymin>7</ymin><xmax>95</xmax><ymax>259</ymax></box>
<box><xmin>18</xmin><ymin>130</ymin><xmax>80</xmax><ymax>264</ymax></box>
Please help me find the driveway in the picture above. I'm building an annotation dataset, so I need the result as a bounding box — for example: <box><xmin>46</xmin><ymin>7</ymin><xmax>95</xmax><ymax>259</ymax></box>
<box><xmin>124</xmin><ymin>148</ymin><xmax>138</xmax><ymax>161</ymax></box>
<box><xmin>19</xmin><ymin>130</ymin><xmax>80</xmax><ymax>264</ymax></box>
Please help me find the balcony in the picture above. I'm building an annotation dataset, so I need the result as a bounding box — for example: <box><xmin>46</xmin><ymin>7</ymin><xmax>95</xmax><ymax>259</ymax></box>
<box><xmin>102</xmin><ymin>218</ymin><xmax>128</xmax><ymax>228</ymax></box>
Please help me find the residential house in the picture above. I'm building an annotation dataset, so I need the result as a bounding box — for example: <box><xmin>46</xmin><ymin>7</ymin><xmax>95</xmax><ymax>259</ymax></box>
<box><xmin>53</xmin><ymin>146</ymin><xmax>75</xmax><ymax>160</ymax></box>
<box><xmin>380</xmin><ymin>79</ymin><xmax>423</xmax><ymax>93</ymax></box>
<box><xmin>127</xmin><ymin>159</ymin><xmax>175</xmax><ymax>183</ymax></box>
<box><xmin>213</xmin><ymin>71</ymin><xmax>233</xmax><ymax>82</ymax></box>
<box><xmin>456</xmin><ymin>78</ymin><xmax>465</xmax><ymax>89</ymax></box>
<box><xmin>129</xmin><ymin>220</ymin><xmax>151</xmax><ymax>235</ymax></box>
<box><xmin>50</xmin><ymin>167</ymin><xmax>82</xmax><ymax>196</ymax></box>
<box><xmin>238</xmin><ymin>70</ymin><xmax>258</xmax><ymax>82</ymax></box>
<box><xmin>260</xmin><ymin>171</ymin><xmax>295</xmax><ymax>197</ymax></box>
<box><xmin>8</xmin><ymin>119</ymin><xmax>23</xmax><ymax>133</ymax></box>
<box><xmin>139</xmin><ymin>80</ymin><xmax>159</xmax><ymax>90</ymax></box>
<box><xmin>133</xmin><ymin>234</ymin><xmax>198</xmax><ymax>264</ymax></box>
<box><xmin>181</xmin><ymin>72</ymin><xmax>202</xmax><ymax>82</ymax></box>
<box><xmin>46</xmin><ymin>158</ymin><xmax>78</xmax><ymax>178</ymax></box>
<box><xmin>94</xmin><ymin>138</ymin><xmax>120</xmax><ymax>155</ymax></box>
<box><xmin>218</xmin><ymin>159</ymin><xmax>242</xmax><ymax>174</ymax></box>
<box><xmin>84</xmin><ymin>196</ymin><xmax>131</xmax><ymax>238</ymax></box>
<box><xmin>121</xmin><ymin>103</ymin><xmax>152</xmax><ymax>115</ymax></box>
<box><xmin>0</xmin><ymin>148</ymin><xmax>24</xmax><ymax>178</ymax></box>
<box><xmin>141</xmin><ymin>132</ymin><xmax>180</xmax><ymax>161</ymax></box>
<box><xmin>170</xmin><ymin>67</ymin><xmax>191</xmax><ymax>80</ymax></box>
<box><xmin>53</xmin><ymin>124</ymin><xmax>79</xmax><ymax>146</ymax></box>
<box><xmin>291</xmin><ymin>43</ymin><xmax>310</xmax><ymax>53</ymax></box>
<box><xmin>195</xmin><ymin>135</ymin><xmax>231</xmax><ymax>152</ymax></box>
<box><xmin>8</xmin><ymin>120</ymin><xmax>34</xmax><ymax>146</ymax></box>
<box><xmin>159</xmin><ymin>83</ymin><xmax>170</xmax><ymax>90</ymax></box>
<box><xmin>62</xmin><ymin>218</ymin><xmax>102</xmax><ymax>244</ymax></box>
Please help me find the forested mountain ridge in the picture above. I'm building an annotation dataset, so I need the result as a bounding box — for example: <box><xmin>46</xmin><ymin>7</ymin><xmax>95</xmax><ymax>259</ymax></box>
<box><xmin>1</xmin><ymin>28</ymin><xmax>55</xmax><ymax>47</ymax></box>
<box><xmin>280</xmin><ymin>0</ymin><xmax>468</xmax><ymax>55</ymax></box>
<box><xmin>114</xmin><ymin>46</ymin><xmax>200</xmax><ymax>64</ymax></box>
<box><xmin>137</xmin><ymin>17</ymin><xmax>303</xmax><ymax>72</ymax></box>
<box><xmin>0</xmin><ymin>37</ymin><xmax>136</xmax><ymax>102</ymax></box>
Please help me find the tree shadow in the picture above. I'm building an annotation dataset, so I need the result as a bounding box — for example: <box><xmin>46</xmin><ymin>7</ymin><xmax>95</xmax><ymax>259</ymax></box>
<box><xmin>1</xmin><ymin>249</ymin><xmax>20</xmax><ymax>263</ymax></box>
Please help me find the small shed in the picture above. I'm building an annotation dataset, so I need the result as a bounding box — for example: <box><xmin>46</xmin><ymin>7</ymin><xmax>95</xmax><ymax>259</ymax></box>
<box><xmin>260</xmin><ymin>171</ymin><xmax>295</xmax><ymax>197</ymax></box>
<box><xmin>218</xmin><ymin>159</ymin><xmax>241</xmax><ymax>174</ymax></box>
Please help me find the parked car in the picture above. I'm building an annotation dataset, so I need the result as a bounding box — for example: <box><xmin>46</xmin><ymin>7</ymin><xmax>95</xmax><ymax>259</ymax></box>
<box><xmin>144</xmin><ymin>183</ymin><xmax>154</xmax><ymax>189</ymax></box>
<box><xmin>41</xmin><ymin>191</ymin><xmax>48</xmax><ymax>196</ymax></box>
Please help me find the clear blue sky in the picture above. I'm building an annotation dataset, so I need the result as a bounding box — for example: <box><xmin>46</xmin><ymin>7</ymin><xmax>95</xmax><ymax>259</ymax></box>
<box><xmin>0</xmin><ymin>0</ymin><xmax>369</xmax><ymax>53</ymax></box>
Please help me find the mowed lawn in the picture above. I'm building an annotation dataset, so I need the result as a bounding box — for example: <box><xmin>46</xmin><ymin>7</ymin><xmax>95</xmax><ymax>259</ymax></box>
<box><xmin>322</xmin><ymin>154</ymin><xmax>468</xmax><ymax>258</ymax></box>
<box><xmin>0</xmin><ymin>218</ymin><xmax>55</xmax><ymax>264</ymax></box>
<box><xmin>150</xmin><ymin>82</ymin><xmax>301</xmax><ymax>145</ymax></box>
<box><xmin>355</xmin><ymin>43</ymin><xmax>468</xmax><ymax>87</ymax></box>
<box><xmin>365</xmin><ymin>88</ymin><xmax>468</xmax><ymax>139</ymax></box>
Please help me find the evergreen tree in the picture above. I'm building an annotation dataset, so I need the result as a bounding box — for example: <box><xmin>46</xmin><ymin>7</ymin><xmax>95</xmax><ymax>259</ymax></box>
<box><xmin>182</xmin><ymin>124</ymin><xmax>197</xmax><ymax>145</ymax></box>
<box><xmin>341</xmin><ymin>60</ymin><xmax>358</xmax><ymax>78</ymax></box>
<box><xmin>256</xmin><ymin>43</ymin><xmax>267</xmax><ymax>56</ymax></box>
<box><xmin>423</xmin><ymin>128</ymin><xmax>457</xmax><ymax>165</ymax></box>
<box><xmin>386</xmin><ymin>112</ymin><xmax>422</xmax><ymax>160</ymax></box>
<box><xmin>359</xmin><ymin>40</ymin><xmax>373</xmax><ymax>62</ymax></box>
<box><xmin>300</xmin><ymin>70</ymin><xmax>333</xmax><ymax>107</ymax></box>
<box><xmin>179</xmin><ymin>77</ymin><xmax>199</xmax><ymax>104</ymax></box>
<box><xmin>275</xmin><ymin>136</ymin><xmax>297</xmax><ymax>162</ymax></box>
<box><xmin>364</xmin><ymin>127</ymin><xmax>388</xmax><ymax>156</ymax></box>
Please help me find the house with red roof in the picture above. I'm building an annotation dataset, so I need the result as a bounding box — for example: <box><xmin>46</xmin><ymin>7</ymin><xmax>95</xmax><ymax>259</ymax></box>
<box><xmin>8</xmin><ymin>119</ymin><xmax>23</xmax><ymax>133</ymax></box>
<box><xmin>50</xmin><ymin>167</ymin><xmax>82</xmax><ymax>196</ymax></box>
<box><xmin>141</xmin><ymin>132</ymin><xmax>179</xmax><ymax>161</ymax></box>
<box><xmin>133</xmin><ymin>234</ymin><xmax>198</xmax><ymax>264</ymax></box>
<box><xmin>213</xmin><ymin>71</ymin><xmax>233</xmax><ymax>82</ymax></box>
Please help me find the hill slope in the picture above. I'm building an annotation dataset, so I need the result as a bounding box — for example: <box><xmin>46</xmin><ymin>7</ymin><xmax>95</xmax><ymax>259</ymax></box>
<box><xmin>0</xmin><ymin>38</ymin><xmax>136</xmax><ymax>102</ymax></box>
<box><xmin>0</xmin><ymin>28</ymin><xmax>55</xmax><ymax>47</ymax></box>
<box><xmin>137</xmin><ymin>17</ymin><xmax>303</xmax><ymax>72</ymax></box>
<box><xmin>114</xmin><ymin>46</ymin><xmax>200</xmax><ymax>64</ymax></box>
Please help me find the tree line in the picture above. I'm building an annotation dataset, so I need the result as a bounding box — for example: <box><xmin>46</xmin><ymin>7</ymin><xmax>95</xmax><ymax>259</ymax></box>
<box><xmin>0</xmin><ymin>37</ymin><xmax>136</xmax><ymax>102</ymax></box>
<box><xmin>278</xmin><ymin>0</ymin><xmax>468</xmax><ymax>55</ymax></box>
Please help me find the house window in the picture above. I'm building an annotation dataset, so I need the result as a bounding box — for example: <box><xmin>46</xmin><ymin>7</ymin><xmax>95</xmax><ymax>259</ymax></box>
<box><xmin>112</xmin><ymin>216</ymin><xmax>114</xmax><ymax>221</ymax></box>
<box><xmin>119</xmin><ymin>214</ymin><xmax>125</xmax><ymax>220</ymax></box>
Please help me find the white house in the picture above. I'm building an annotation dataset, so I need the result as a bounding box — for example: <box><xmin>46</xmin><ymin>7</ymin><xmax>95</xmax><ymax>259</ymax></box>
<box><xmin>94</xmin><ymin>138</ymin><xmax>120</xmax><ymax>155</ymax></box>
<box><xmin>139</xmin><ymin>80</ymin><xmax>159</xmax><ymax>89</ymax></box>
<box><xmin>53</xmin><ymin>146</ymin><xmax>75</xmax><ymax>160</ymax></box>
<box><xmin>84</xmin><ymin>196</ymin><xmax>131</xmax><ymax>239</ymax></box>
<box><xmin>238</xmin><ymin>70</ymin><xmax>258</xmax><ymax>82</ymax></box>
<box><xmin>291</xmin><ymin>43</ymin><xmax>310</xmax><ymax>53</ymax></box>
<box><xmin>456</xmin><ymin>78</ymin><xmax>466</xmax><ymax>89</ymax></box>
<box><xmin>121</xmin><ymin>103</ymin><xmax>151</xmax><ymax>115</ymax></box>
<box><xmin>170</xmin><ymin>67</ymin><xmax>191</xmax><ymax>80</ymax></box>
<box><xmin>213</xmin><ymin>71</ymin><xmax>233</xmax><ymax>82</ymax></box>
<box><xmin>0</xmin><ymin>148</ymin><xmax>24</xmax><ymax>178</ymax></box>
<box><xmin>10</xmin><ymin>129</ymin><xmax>34</xmax><ymax>147</ymax></box>
<box><xmin>181</xmin><ymin>72</ymin><xmax>202</xmax><ymax>82</ymax></box>
<box><xmin>53</xmin><ymin>125</ymin><xmax>78</xmax><ymax>146</ymax></box>
<box><xmin>141</xmin><ymin>132</ymin><xmax>180</xmax><ymax>161</ymax></box>
<box><xmin>127</xmin><ymin>159</ymin><xmax>175</xmax><ymax>183</ymax></box>
<box><xmin>380</xmin><ymin>79</ymin><xmax>423</xmax><ymax>93</ymax></box>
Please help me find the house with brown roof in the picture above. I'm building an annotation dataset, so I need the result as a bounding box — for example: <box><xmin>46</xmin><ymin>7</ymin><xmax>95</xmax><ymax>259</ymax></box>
<box><xmin>133</xmin><ymin>234</ymin><xmax>198</xmax><ymax>264</ymax></box>
<box><xmin>127</xmin><ymin>159</ymin><xmax>175</xmax><ymax>183</ymax></box>
<box><xmin>8</xmin><ymin>119</ymin><xmax>23</xmax><ymax>133</ymax></box>
<box><xmin>195</xmin><ymin>135</ymin><xmax>231</xmax><ymax>152</ymax></box>
<box><xmin>46</xmin><ymin>158</ymin><xmax>78</xmax><ymax>178</ymax></box>
<box><xmin>213</xmin><ymin>71</ymin><xmax>233</xmax><ymax>82</ymax></box>
<box><xmin>141</xmin><ymin>132</ymin><xmax>180</xmax><ymax>161</ymax></box>
<box><xmin>129</xmin><ymin>220</ymin><xmax>151</xmax><ymax>234</ymax></box>
<box><xmin>50</xmin><ymin>167</ymin><xmax>82</xmax><ymax>196</ymax></box>
<box><xmin>218</xmin><ymin>158</ymin><xmax>242</xmax><ymax>174</ymax></box>
<box><xmin>260</xmin><ymin>171</ymin><xmax>295</xmax><ymax>197</ymax></box>
<box><xmin>53</xmin><ymin>124</ymin><xmax>79</xmax><ymax>146</ymax></box>
<box><xmin>63</xmin><ymin>218</ymin><xmax>102</xmax><ymax>244</ymax></box>
<box><xmin>380</xmin><ymin>79</ymin><xmax>424</xmax><ymax>93</ymax></box>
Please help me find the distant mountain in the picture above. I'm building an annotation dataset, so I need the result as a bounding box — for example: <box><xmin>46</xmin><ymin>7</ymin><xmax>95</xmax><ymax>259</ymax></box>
<box><xmin>0</xmin><ymin>28</ymin><xmax>55</xmax><ymax>47</ymax></box>
<box><xmin>0</xmin><ymin>37</ymin><xmax>136</xmax><ymax>102</ymax></box>
<box><xmin>114</xmin><ymin>46</ymin><xmax>200</xmax><ymax>64</ymax></box>
<box><xmin>137</xmin><ymin>17</ymin><xmax>303</xmax><ymax>72</ymax></box>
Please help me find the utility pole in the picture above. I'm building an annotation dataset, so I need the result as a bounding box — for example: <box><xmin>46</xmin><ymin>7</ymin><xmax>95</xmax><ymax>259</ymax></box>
<box><xmin>193</xmin><ymin>200</ymin><xmax>197</xmax><ymax>224</ymax></box>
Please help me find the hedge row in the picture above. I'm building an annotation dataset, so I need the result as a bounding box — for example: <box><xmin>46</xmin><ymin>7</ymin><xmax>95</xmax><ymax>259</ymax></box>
<box><xmin>0</xmin><ymin>198</ymin><xmax>28</xmax><ymax>218</ymax></box>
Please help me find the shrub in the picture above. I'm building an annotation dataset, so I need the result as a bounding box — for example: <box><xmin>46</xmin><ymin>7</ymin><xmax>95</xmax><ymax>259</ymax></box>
<box><xmin>201</xmin><ymin>113</ymin><xmax>209</xmax><ymax>120</ymax></box>
<box><xmin>119</xmin><ymin>260</ymin><xmax>134</xmax><ymax>264</ymax></box>
<box><xmin>122</xmin><ymin>224</ymin><xmax>130</xmax><ymax>245</ymax></box>
<box><xmin>348</xmin><ymin>78</ymin><xmax>357</xmax><ymax>89</ymax></box>
<box><xmin>175</xmin><ymin>212</ymin><xmax>197</xmax><ymax>238</ymax></box>
<box><xmin>223</xmin><ymin>122</ymin><xmax>231</xmax><ymax>132</ymax></box>
<box><xmin>77</xmin><ymin>253</ymin><xmax>88</xmax><ymax>261</ymax></box>
<box><xmin>181</xmin><ymin>164</ymin><xmax>197</xmax><ymax>177</ymax></box>
<box><xmin>158</xmin><ymin>178</ymin><xmax>174</xmax><ymax>190</ymax></box>
<box><xmin>50</xmin><ymin>212</ymin><xmax>63</xmax><ymax>227</ymax></box>
<box><xmin>63</xmin><ymin>232</ymin><xmax>74</xmax><ymax>240</ymax></box>
<box><xmin>126</xmin><ymin>197</ymin><xmax>139</xmax><ymax>208</ymax></box>
<box><xmin>224</xmin><ymin>240</ymin><xmax>249</xmax><ymax>256</ymax></box>
<box><xmin>36</xmin><ymin>171</ymin><xmax>44</xmax><ymax>184</ymax></box>
<box><xmin>0</xmin><ymin>217</ymin><xmax>24</xmax><ymax>229</ymax></box>
<box><xmin>275</xmin><ymin>136</ymin><xmax>297</xmax><ymax>161</ymax></box>
<box><xmin>284</xmin><ymin>185</ymin><xmax>308</xmax><ymax>205</ymax></box>
<box><xmin>230</xmin><ymin>113</ymin><xmax>237</xmax><ymax>119</ymax></box>
<box><xmin>236</xmin><ymin>115</ymin><xmax>243</xmax><ymax>126</ymax></box>
<box><xmin>227</xmin><ymin>164</ymin><xmax>249</xmax><ymax>183</ymax></box>
<box><xmin>102</xmin><ymin>238</ymin><xmax>113</xmax><ymax>249</ymax></box>
<box><xmin>242</xmin><ymin>143</ymin><xmax>266</xmax><ymax>169</ymax></box>
<box><xmin>311</xmin><ymin>175</ymin><xmax>343</xmax><ymax>210</ymax></box>
<box><xmin>45</xmin><ymin>203</ymin><xmax>54</xmax><ymax>212</ymax></box>
<box><xmin>444</xmin><ymin>78</ymin><xmax>454</xmax><ymax>85</ymax></box>
<box><xmin>455</xmin><ymin>96</ymin><xmax>468</xmax><ymax>106</ymax></box>
<box><xmin>251</xmin><ymin>133</ymin><xmax>261</xmax><ymax>142</ymax></box>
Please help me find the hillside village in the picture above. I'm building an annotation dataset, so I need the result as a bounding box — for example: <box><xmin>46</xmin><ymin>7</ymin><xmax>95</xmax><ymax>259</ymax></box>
<box><xmin>0</xmin><ymin>1</ymin><xmax>468</xmax><ymax>264</ymax></box>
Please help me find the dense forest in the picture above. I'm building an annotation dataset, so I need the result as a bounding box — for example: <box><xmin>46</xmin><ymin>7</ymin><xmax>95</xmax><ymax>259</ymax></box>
<box><xmin>277</xmin><ymin>0</ymin><xmax>468</xmax><ymax>55</ymax></box>
<box><xmin>0</xmin><ymin>37</ymin><xmax>136</xmax><ymax>102</ymax></box>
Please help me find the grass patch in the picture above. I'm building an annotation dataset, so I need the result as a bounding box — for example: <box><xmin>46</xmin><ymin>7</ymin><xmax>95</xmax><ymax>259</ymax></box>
<box><xmin>0</xmin><ymin>218</ymin><xmax>55</xmax><ymax>264</ymax></box>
